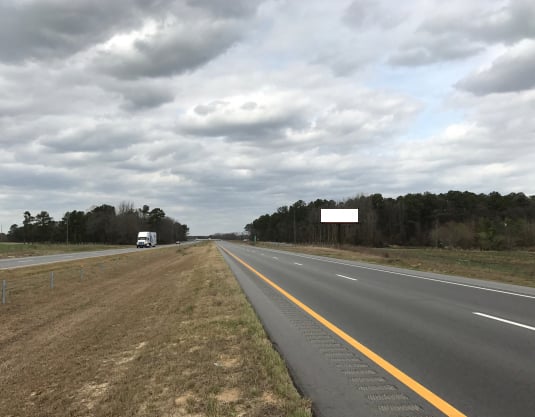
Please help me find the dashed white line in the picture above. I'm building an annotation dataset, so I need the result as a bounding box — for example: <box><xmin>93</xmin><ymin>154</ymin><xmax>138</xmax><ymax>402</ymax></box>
<box><xmin>232</xmin><ymin>244</ymin><xmax>535</xmax><ymax>300</ymax></box>
<box><xmin>336</xmin><ymin>274</ymin><xmax>358</xmax><ymax>281</ymax></box>
<box><xmin>272</xmin><ymin>256</ymin><xmax>278</xmax><ymax>260</ymax></box>
<box><xmin>256</xmin><ymin>248</ymin><xmax>535</xmax><ymax>300</ymax></box>
<box><xmin>294</xmin><ymin>262</ymin><xmax>303</xmax><ymax>266</ymax></box>
<box><xmin>473</xmin><ymin>312</ymin><xmax>535</xmax><ymax>332</ymax></box>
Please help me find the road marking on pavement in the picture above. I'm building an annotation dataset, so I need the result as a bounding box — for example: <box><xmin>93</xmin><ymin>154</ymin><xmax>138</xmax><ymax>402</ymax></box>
<box><xmin>272</xmin><ymin>256</ymin><xmax>278</xmax><ymax>260</ymax></box>
<box><xmin>254</xmin><ymin>248</ymin><xmax>535</xmax><ymax>300</ymax></box>
<box><xmin>336</xmin><ymin>274</ymin><xmax>358</xmax><ymax>281</ymax></box>
<box><xmin>473</xmin><ymin>312</ymin><xmax>535</xmax><ymax>332</ymax></box>
<box><xmin>294</xmin><ymin>262</ymin><xmax>303</xmax><ymax>266</ymax></box>
<box><xmin>222</xmin><ymin>246</ymin><xmax>467</xmax><ymax>417</ymax></box>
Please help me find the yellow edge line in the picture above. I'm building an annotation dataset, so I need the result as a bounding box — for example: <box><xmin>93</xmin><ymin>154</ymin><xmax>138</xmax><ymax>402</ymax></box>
<box><xmin>222</xmin><ymin>246</ymin><xmax>467</xmax><ymax>417</ymax></box>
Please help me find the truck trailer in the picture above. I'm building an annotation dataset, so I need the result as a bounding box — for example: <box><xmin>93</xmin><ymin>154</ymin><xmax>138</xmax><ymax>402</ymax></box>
<box><xmin>136</xmin><ymin>231</ymin><xmax>157</xmax><ymax>248</ymax></box>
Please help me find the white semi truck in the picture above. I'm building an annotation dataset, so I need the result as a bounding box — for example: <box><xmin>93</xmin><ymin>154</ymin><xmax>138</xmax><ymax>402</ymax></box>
<box><xmin>136</xmin><ymin>231</ymin><xmax>157</xmax><ymax>248</ymax></box>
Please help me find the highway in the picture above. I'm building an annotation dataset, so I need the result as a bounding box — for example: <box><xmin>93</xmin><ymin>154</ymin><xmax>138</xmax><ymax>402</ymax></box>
<box><xmin>0</xmin><ymin>242</ymin><xmax>197</xmax><ymax>270</ymax></box>
<box><xmin>218</xmin><ymin>242</ymin><xmax>535</xmax><ymax>417</ymax></box>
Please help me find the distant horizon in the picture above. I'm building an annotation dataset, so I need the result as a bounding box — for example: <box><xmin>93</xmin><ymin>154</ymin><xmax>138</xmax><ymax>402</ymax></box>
<box><xmin>3</xmin><ymin>188</ymin><xmax>533</xmax><ymax>237</ymax></box>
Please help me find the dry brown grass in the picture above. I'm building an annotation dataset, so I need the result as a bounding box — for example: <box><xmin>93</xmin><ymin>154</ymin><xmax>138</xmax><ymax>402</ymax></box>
<box><xmin>0</xmin><ymin>242</ymin><xmax>125</xmax><ymax>259</ymax></box>
<box><xmin>0</xmin><ymin>243</ymin><xmax>311</xmax><ymax>417</ymax></box>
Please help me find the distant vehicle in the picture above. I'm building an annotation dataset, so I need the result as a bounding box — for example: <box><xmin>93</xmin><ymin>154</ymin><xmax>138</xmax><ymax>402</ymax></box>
<box><xmin>137</xmin><ymin>231</ymin><xmax>157</xmax><ymax>248</ymax></box>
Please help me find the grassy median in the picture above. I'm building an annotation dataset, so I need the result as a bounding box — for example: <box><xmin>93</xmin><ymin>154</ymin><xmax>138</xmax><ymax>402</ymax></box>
<box><xmin>0</xmin><ymin>243</ymin><xmax>311</xmax><ymax>417</ymax></box>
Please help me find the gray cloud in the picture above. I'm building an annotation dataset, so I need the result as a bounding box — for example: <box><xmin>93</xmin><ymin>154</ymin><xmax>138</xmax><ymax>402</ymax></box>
<box><xmin>186</xmin><ymin>0</ymin><xmax>263</xmax><ymax>18</ymax></box>
<box><xmin>389</xmin><ymin>0</ymin><xmax>535</xmax><ymax>67</ymax></box>
<box><xmin>388</xmin><ymin>35</ymin><xmax>483</xmax><ymax>66</ymax></box>
<box><xmin>116</xmin><ymin>83</ymin><xmax>176</xmax><ymax>110</ymax></box>
<box><xmin>422</xmin><ymin>0</ymin><xmax>535</xmax><ymax>45</ymax></box>
<box><xmin>0</xmin><ymin>163</ymin><xmax>79</xmax><ymax>191</ymax></box>
<box><xmin>94</xmin><ymin>19</ymin><xmax>244</xmax><ymax>79</ymax></box>
<box><xmin>38</xmin><ymin>123</ymin><xmax>144</xmax><ymax>153</ymax></box>
<box><xmin>0</xmin><ymin>0</ymin><xmax>165</xmax><ymax>62</ymax></box>
<box><xmin>0</xmin><ymin>0</ymin><xmax>261</xmax><ymax>65</ymax></box>
<box><xmin>343</xmin><ymin>0</ymin><xmax>406</xmax><ymax>29</ymax></box>
<box><xmin>193</xmin><ymin>100</ymin><xmax>230</xmax><ymax>116</ymax></box>
<box><xmin>178</xmin><ymin>98</ymin><xmax>308</xmax><ymax>143</ymax></box>
<box><xmin>456</xmin><ymin>41</ymin><xmax>535</xmax><ymax>94</ymax></box>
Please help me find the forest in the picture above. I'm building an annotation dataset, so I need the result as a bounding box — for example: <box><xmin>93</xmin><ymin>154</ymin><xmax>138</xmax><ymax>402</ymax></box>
<box><xmin>7</xmin><ymin>202</ymin><xmax>189</xmax><ymax>245</ymax></box>
<box><xmin>245</xmin><ymin>191</ymin><xmax>535</xmax><ymax>250</ymax></box>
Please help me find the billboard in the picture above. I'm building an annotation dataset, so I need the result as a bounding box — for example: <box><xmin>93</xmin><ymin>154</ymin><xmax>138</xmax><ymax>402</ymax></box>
<box><xmin>321</xmin><ymin>209</ymin><xmax>359</xmax><ymax>223</ymax></box>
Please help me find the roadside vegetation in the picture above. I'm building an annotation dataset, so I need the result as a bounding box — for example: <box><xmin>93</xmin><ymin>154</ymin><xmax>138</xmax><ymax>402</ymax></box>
<box><xmin>246</xmin><ymin>191</ymin><xmax>535</xmax><ymax>250</ymax></box>
<box><xmin>0</xmin><ymin>242</ymin><xmax>125</xmax><ymax>259</ymax></box>
<box><xmin>256</xmin><ymin>242</ymin><xmax>535</xmax><ymax>288</ymax></box>
<box><xmin>6</xmin><ymin>202</ymin><xmax>188</xmax><ymax>245</ymax></box>
<box><xmin>0</xmin><ymin>243</ymin><xmax>311</xmax><ymax>417</ymax></box>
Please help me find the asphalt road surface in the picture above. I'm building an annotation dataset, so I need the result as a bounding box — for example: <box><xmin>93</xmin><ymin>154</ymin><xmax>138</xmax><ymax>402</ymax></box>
<box><xmin>0</xmin><ymin>242</ymin><xmax>197</xmax><ymax>270</ymax></box>
<box><xmin>218</xmin><ymin>242</ymin><xmax>535</xmax><ymax>417</ymax></box>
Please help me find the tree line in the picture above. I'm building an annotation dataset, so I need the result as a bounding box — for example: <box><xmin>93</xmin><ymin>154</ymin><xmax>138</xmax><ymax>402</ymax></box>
<box><xmin>245</xmin><ymin>191</ymin><xmax>535</xmax><ymax>250</ymax></box>
<box><xmin>8</xmin><ymin>202</ymin><xmax>189</xmax><ymax>245</ymax></box>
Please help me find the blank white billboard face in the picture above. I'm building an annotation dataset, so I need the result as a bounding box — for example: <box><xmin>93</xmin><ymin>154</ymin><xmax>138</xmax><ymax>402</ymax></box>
<box><xmin>321</xmin><ymin>209</ymin><xmax>359</xmax><ymax>223</ymax></box>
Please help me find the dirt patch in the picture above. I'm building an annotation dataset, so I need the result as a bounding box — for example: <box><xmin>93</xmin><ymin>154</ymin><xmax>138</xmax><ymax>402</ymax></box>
<box><xmin>0</xmin><ymin>243</ymin><xmax>311</xmax><ymax>417</ymax></box>
<box><xmin>216</xmin><ymin>388</ymin><xmax>241</xmax><ymax>403</ymax></box>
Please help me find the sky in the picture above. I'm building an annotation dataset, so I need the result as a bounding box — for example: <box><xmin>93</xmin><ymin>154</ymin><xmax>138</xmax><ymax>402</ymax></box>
<box><xmin>1</xmin><ymin>0</ymin><xmax>535</xmax><ymax>235</ymax></box>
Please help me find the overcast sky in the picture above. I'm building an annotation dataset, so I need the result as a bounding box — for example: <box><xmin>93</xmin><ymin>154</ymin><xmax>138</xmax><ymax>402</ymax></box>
<box><xmin>1</xmin><ymin>0</ymin><xmax>534</xmax><ymax>235</ymax></box>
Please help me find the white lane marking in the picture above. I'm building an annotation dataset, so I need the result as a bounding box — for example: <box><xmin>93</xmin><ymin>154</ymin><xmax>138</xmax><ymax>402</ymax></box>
<box><xmin>336</xmin><ymin>274</ymin><xmax>358</xmax><ymax>281</ymax></box>
<box><xmin>259</xmin><ymin>250</ymin><xmax>535</xmax><ymax>300</ymax></box>
<box><xmin>233</xmin><ymin>245</ymin><xmax>535</xmax><ymax>300</ymax></box>
<box><xmin>17</xmin><ymin>260</ymin><xmax>31</xmax><ymax>263</ymax></box>
<box><xmin>473</xmin><ymin>312</ymin><xmax>535</xmax><ymax>332</ymax></box>
<box><xmin>272</xmin><ymin>256</ymin><xmax>278</xmax><ymax>260</ymax></box>
<box><xmin>294</xmin><ymin>262</ymin><xmax>303</xmax><ymax>266</ymax></box>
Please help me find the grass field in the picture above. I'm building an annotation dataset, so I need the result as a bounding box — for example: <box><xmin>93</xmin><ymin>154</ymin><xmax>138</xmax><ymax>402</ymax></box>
<box><xmin>0</xmin><ymin>242</ymin><xmax>125</xmax><ymax>259</ymax></box>
<box><xmin>0</xmin><ymin>243</ymin><xmax>311</xmax><ymax>417</ymax></box>
<box><xmin>256</xmin><ymin>243</ymin><xmax>535</xmax><ymax>288</ymax></box>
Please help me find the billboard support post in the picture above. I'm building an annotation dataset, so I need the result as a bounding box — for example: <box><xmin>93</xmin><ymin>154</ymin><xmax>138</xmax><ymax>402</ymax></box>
<box><xmin>320</xmin><ymin>209</ymin><xmax>359</xmax><ymax>247</ymax></box>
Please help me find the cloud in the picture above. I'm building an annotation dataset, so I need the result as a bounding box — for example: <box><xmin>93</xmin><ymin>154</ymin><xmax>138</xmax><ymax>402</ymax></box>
<box><xmin>177</xmin><ymin>82</ymin><xmax>420</xmax><ymax>151</ymax></box>
<box><xmin>343</xmin><ymin>0</ymin><xmax>406</xmax><ymax>29</ymax></box>
<box><xmin>178</xmin><ymin>93</ymin><xmax>309</xmax><ymax>142</ymax></box>
<box><xmin>0</xmin><ymin>163</ymin><xmax>79</xmax><ymax>191</ymax></box>
<box><xmin>186</xmin><ymin>0</ymin><xmax>263</xmax><ymax>18</ymax></box>
<box><xmin>94</xmin><ymin>18</ymin><xmax>244</xmax><ymax>79</ymax></box>
<box><xmin>114</xmin><ymin>82</ymin><xmax>176</xmax><ymax>110</ymax></box>
<box><xmin>456</xmin><ymin>40</ymin><xmax>535</xmax><ymax>94</ymax></box>
<box><xmin>0</xmin><ymin>0</ymin><xmax>261</xmax><ymax>67</ymax></box>
<box><xmin>38</xmin><ymin>122</ymin><xmax>144</xmax><ymax>153</ymax></box>
<box><xmin>390</xmin><ymin>88</ymin><xmax>535</xmax><ymax>192</ymax></box>
<box><xmin>0</xmin><ymin>0</ymin><xmax>164</xmax><ymax>62</ymax></box>
<box><xmin>388</xmin><ymin>35</ymin><xmax>483</xmax><ymax>66</ymax></box>
<box><xmin>389</xmin><ymin>0</ymin><xmax>535</xmax><ymax>67</ymax></box>
<box><xmin>422</xmin><ymin>0</ymin><xmax>535</xmax><ymax>45</ymax></box>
